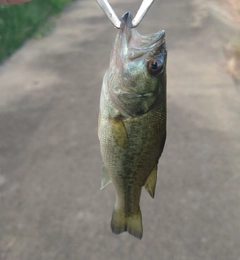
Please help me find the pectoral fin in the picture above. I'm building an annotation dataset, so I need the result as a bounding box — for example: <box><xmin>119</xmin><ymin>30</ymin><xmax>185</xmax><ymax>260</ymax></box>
<box><xmin>110</xmin><ymin>117</ymin><xmax>128</xmax><ymax>149</ymax></box>
<box><xmin>144</xmin><ymin>165</ymin><xmax>157</xmax><ymax>198</ymax></box>
<box><xmin>100</xmin><ymin>166</ymin><xmax>111</xmax><ymax>190</ymax></box>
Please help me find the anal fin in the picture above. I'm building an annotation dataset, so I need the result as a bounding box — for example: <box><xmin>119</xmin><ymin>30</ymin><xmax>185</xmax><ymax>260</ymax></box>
<box><xmin>100</xmin><ymin>166</ymin><xmax>111</xmax><ymax>190</ymax></box>
<box><xmin>144</xmin><ymin>165</ymin><xmax>157</xmax><ymax>198</ymax></box>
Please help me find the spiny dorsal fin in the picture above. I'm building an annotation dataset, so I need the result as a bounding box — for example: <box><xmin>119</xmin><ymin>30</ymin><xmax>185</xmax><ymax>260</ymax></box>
<box><xmin>100</xmin><ymin>166</ymin><xmax>111</xmax><ymax>190</ymax></box>
<box><xmin>144</xmin><ymin>165</ymin><xmax>157</xmax><ymax>198</ymax></box>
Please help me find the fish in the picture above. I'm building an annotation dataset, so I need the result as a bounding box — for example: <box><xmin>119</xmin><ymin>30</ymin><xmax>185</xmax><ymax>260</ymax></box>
<box><xmin>98</xmin><ymin>12</ymin><xmax>167</xmax><ymax>239</ymax></box>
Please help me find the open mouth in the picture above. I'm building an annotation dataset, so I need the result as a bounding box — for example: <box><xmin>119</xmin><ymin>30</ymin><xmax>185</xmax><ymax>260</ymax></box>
<box><xmin>119</xmin><ymin>12</ymin><xmax>165</xmax><ymax>60</ymax></box>
<box><xmin>128</xmin><ymin>30</ymin><xmax>166</xmax><ymax>60</ymax></box>
<box><xmin>136</xmin><ymin>30</ymin><xmax>165</xmax><ymax>48</ymax></box>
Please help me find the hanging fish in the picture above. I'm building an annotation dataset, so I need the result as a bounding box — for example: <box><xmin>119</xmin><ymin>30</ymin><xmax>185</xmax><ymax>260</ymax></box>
<box><xmin>98</xmin><ymin>12</ymin><xmax>167</xmax><ymax>239</ymax></box>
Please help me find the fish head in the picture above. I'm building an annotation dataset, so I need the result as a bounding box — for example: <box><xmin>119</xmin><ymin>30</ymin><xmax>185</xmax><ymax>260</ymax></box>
<box><xmin>106</xmin><ymin>12</ymin><xmax>167</xmax><ymax>117</ymax></box>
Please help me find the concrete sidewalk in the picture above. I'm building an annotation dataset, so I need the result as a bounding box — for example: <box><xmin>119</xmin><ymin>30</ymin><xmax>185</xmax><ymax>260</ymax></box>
<box><xmin>0</xmin><ymin>0</ymin><xmax>240</xmax><ymax>259</ymax></box>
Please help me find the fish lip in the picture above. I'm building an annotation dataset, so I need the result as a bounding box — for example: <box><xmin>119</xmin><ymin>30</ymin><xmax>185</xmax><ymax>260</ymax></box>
<box><xmin>120</xmin><ymin>12</ymin><xmax>165</xmax><ymax>48</ymax></box>
<box><xmin>112</xmin><ymin>12</ymin><xmax>166</xmax><ymax>62</ymax></box>
<box><xmin>119</xmin><ymin>12</ymin><xmax>133</xmax><ymax>45</ymax></box>
<box><xmin>141</xmin><ymin>30</ymin><xmax>165</xmax><ymax>48</ymax></box>
<box><xmin>128</xmin><ymin>30</ymin><xmax>166</xmax><ymax>60</ymax></box>
<box><xmin>120</xmin><ymin>12</ymin><xmax>133</xmax><ymax>32</ymax></box>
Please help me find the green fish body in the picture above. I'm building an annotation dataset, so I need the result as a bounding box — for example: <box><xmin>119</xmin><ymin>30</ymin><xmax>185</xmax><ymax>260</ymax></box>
<box><xmin>98</xmin><ymin>12</ymin><xmax>167</xmax><ymax>239</ymax></box>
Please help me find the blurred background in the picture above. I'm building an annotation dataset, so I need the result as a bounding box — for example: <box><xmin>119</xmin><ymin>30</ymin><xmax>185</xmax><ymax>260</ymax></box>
<box><xmin>0</xmin><ymin>0</ymin><xmax>240</xmax><ymax>259</ymax></box>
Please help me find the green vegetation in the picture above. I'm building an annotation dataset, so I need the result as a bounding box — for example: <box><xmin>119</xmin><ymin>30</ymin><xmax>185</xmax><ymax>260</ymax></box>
<box><xmin>33</xmin><ymin>21</ymin><xmax>55</xmax><ymax>39</ymax></box>
<box><xmin>0</xmin><ymin>0</ymin><xmax>71</xmax><ymax>62</ymax></box>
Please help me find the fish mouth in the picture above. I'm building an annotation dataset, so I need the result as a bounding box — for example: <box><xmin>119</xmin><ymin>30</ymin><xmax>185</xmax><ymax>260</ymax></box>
<box><xmin>119</xmin><ymin>12</ymin><xmax>166</xmax><ymax>60</ymax></box>
<box><xmin>120</xmin><ymin>12</ymin><xmax>133</xmax><ymax>33</ymax></box>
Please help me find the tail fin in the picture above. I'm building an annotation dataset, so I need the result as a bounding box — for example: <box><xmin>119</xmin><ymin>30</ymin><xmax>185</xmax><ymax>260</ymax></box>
<box><xmin>110</xmin><ymin>210</ymin><xmax>143</xmax><ymax>239</ymax></box>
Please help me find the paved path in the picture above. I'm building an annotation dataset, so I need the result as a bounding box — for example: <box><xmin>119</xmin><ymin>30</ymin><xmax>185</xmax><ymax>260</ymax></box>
<box><xmin>0</xmin><ymin>0</ymin><xmax>240</xmax><ymax>259</ymax></box>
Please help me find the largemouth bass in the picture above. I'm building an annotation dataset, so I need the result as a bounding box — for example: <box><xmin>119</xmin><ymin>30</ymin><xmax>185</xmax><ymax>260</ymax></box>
<box><xmin>98</xmin><ymin>12</ymin><xmax>167</xmax><ymax>239</ymax></box>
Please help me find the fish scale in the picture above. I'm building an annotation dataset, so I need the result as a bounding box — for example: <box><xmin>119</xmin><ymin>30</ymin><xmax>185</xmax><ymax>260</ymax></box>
<box><xmin>98</xmin><ymin>12</ymin><xmax>167</xmax><ymax>239</ymax></box>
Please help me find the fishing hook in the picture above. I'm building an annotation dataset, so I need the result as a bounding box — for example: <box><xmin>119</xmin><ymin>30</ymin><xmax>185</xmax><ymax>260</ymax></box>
<box><xmin>95</xmin><ymin>0</ymin><xmax>155</xmax><ymax>28</ymax></box>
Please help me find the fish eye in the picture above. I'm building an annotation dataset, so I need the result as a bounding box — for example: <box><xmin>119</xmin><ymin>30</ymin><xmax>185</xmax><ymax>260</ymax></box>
<box><xmin>147</xmin><ymin>57</ymin><xmax>164</xmax><ymax>76</ymax></box>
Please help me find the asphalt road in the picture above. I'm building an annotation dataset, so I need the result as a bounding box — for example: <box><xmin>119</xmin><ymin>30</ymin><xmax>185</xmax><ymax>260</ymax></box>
<box><xmin>0</xmin><ymin>0</ymin><xmax>240</xmax><ymax>259</ymax></box>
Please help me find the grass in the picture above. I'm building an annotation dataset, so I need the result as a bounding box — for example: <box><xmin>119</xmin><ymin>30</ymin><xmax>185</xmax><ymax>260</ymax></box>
<box><xmin>0</xmin><ymin>0</ymin><xmax>71</xmax><ymax>63</ymax></box>
<box><xmin>33</xmin><ymin>21</ymin><xmax>55</xmax><ymax>39</ymax></box>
